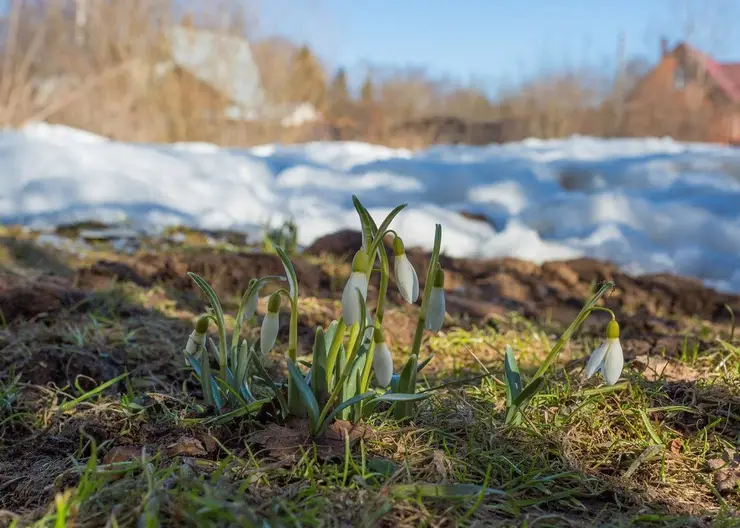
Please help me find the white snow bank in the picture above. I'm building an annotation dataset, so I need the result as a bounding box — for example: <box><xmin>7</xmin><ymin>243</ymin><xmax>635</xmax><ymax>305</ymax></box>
<box><xmin>2</xmin><ymin>122</ymin><xmax>740</xmax><ymax>293</ymax></box>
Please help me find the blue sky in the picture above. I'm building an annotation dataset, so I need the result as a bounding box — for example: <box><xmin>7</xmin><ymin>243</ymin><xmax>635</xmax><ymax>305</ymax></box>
<box><xmin>255</xmin><ymin>0</ymin><xmax>740</xmax><ymax>86</ymax></box>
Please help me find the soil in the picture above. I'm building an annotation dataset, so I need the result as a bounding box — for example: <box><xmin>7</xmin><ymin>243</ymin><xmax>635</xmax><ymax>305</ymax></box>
<box><xmin>1</xmin><ymin>228</ymin><xmax>739</xmax><ymax>521</ymax></box>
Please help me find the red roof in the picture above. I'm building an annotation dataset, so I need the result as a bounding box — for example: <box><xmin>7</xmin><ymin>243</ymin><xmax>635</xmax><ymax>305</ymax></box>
<box><xmin>684</xmin><ymin>45</ymin><xmax>740</xmax><ymax>102</ymax></box>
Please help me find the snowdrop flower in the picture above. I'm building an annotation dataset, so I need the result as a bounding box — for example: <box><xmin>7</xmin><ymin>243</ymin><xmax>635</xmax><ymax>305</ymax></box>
<box><xmin>585</xmin><ymin>319</ymin><xmax>624</xmax><ymax>385</ymax></box>
<box><xmin>372</xmin><ymin>327</ymin><xmax>394</xmax><ymax>386</ymax></box>
<box><xmin>425</xmin><ymin>265</ymin><xmax>446</xmax><ymax>332</ymax></box>
<box><xmin>393</xmin><ymin>236</ymin><xmax>419</xmax><ymax>303</ymax></box>
<box><xmin>341</xmin><ymin>250</ymin><xmax>369</xmax><ymax>325</ymax></box>
<box><xmin>260</xmin><ymin>292</ymin><xmax>281</xmax><ymax>355</ymax></box>
<box><xmin>185</xmin><ymin>316</ymin><xmax>209</xmax><ymax>356</ymax></box>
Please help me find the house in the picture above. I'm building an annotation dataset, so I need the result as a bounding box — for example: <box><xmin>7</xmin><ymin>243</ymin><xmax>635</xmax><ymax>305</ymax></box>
<box><xmin>153</xmin><ymin>25</ymin><xmax>321</xmax><ymax>128</ymax></box>
<box><xmin>625</xmin><ymin>39</ymin><xmax>740</xmax><ymax>144</ymax></box>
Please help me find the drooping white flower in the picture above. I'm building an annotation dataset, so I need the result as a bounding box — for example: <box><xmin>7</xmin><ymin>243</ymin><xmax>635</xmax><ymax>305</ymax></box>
<box><xmin>585</xmin><ymin>319</ymin><xmax>624</xmax><ymax>385</ymax></box>
<box><xmin>425</xmin><ymin>265</ymin><xmax>446</xmax><ymax>332</ymax></box>
<box><xmin>185</xmin><ymin>316</ymin><xmax>209</xmax><ymax>356</ymax></box>
<box><xmin>372</xmin><ymin>327</ymin><xmax>394</xmax><ymax>386</ymax></box>
<box><xmin>393</xmin><ymin>236</ymin><xmax>419</xmax><ymax>303</ymax></box>
<box><xmin>341</xmin><ymin>250</ymin><xmax>369</xmax><ymax>325</ymax></box>
<box><xmin>260</xmin><ymin>292</ymin><xmax>281</xmax><ymax>355</ymax></box>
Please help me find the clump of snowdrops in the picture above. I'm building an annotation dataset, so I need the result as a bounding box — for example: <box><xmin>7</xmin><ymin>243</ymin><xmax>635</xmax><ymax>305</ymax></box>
<box><xmin>182</xmin><ymin>196</ymin><xmax>446</xmax><ymax>434</ymax></box>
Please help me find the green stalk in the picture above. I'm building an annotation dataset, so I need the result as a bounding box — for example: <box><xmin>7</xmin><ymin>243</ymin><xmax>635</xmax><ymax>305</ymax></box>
<box><xmin>316</xmin><ymin>316</ymin><xmax>367</xmax><ymax>428</ymax></box>
<box><xmin>531</xmin><ymin>281</ymin><xmax>615</xmax><ymax>381</ymax></box>
<box><xmin>409</xmin><ymin>224</ymin><xmax>442</xmax><ymax>358</ymax></box>
<box><xmin>346</xmin><ymin>323</ymin><xmax>360</xmax><ymax>361</ymax></box>
<box><xmin>374</xmin><ymin>241</ymin><xmax>391</xmax><ymax>324</ymax></box>
<box><xmin>325</xmin><ymin>318</ymin><xmax>347</xmax><ymax>389</ymax></box>
<box><xmin>358</xmin><ymin>337</ymin><xmax>377</xmax><ymax>393</ymax></box>
<box><xmin>287</xmin><ymin>296</ymin><xmax>300</xmax><ymax>414</ymax></box>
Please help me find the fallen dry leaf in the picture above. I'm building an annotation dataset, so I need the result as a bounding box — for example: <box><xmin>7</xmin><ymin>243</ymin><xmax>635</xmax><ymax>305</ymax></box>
<box><xmin>708</xmin><ymin>448</ymin><xmax>740</xmax><ymax>494</ymax></box>
<box><xmin>102</xmin><ymin>446</ymin><xmax>145</xmax><ymax>465</ymax></box>
<box><xmin>164</xmin><ymin>436</ymin><xmax>208</xmax><ymax>458</ymax></box>
<box><xmin>248</xmin><ymin>418</ymin><xmax>374</xmax><ymax>463</ymax></box>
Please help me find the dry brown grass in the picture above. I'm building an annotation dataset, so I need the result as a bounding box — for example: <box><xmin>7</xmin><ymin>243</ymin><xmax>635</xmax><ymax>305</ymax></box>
<box><xmin>0</xmin><ymin>0</ymin><xmax>731</xmax><ymax>149</ymax></box>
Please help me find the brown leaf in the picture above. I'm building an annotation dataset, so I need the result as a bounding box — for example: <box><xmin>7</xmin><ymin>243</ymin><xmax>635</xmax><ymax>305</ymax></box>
<box><xmin>708</xmin><ymin>449</ymin><xmax>740</xmax><ymax>494</ymax></box>
<box><xmin>247</xmin><ymin>419</ymin><xmax>374</xmax><ymax>463</ymax></box>
<box><xmin>668</xmin><ymin>438</ymin><xmax>682</xmax><ymax>455</ymax></box>
<box><xmin>102</xmin><ymin>446</ymin><xmax>144</xmax><ymax>465</ymax></box>
<box><xmin>165</xmin><ymin>436</ymin><xmax>208</xmax><ymax>458</ymax></box>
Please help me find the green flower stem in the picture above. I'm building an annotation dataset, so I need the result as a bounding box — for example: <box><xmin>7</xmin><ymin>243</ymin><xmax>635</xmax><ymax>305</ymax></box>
<box><xmin>359</xmin><ymin>335</ymin><xmax>377</xmax><ymax>393</ymax></box>
<box><xmin>374</xmin><ymin>240</ymin><xmax>391</xmax><ymax>324</ymax></box>
<box><xmin>316</xmin><ymin>321</ymin><xmax>366</xmax><ymax>428</ymax></box>
<box><xmin>409</xmin><ymin>316</ymin><xmax>426</xmax><ymax>359</ymax></box>
<box><xmin>272</xmin><ymin>286</ymin><xmax>300</xmax><ymax>414</ymax></box>
<box><xmin>287</xmin><ymin>296</ymin><xmax>300</xmax><ymax>413</ymax></box>
<box><xmin>346</xmin><ymin>323</ymin><xmax>360</xmax><ymax>360</ymax></box>
<box><xmin>589</xmin><ymin>306</ymin><xmax>616</xmax><ymax>320</ymax></box>
<box><xmin>409</xmin><ymin>224</ymin><xmax>442</xmax><ymax>358</ymax></box>
<box><xmin>325</xmin><ymin>318</ymin><xmax>346</xmax><ymax>388</ymax></box>
<box><xmin>531</xmin><ymin>281</ymin><xmax>615</xmax><ymax>381</ymax></box>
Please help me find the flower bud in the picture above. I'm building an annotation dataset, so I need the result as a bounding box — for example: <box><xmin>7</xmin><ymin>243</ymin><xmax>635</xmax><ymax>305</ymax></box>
<box><xmin>260</xmin><ymin>292</ymin><xmax>281</xmax><ymax>355</ymax></box>
<box><xmin>425</xmin><ymin>265</ymin><xmax>446</xmax><ymax>332</ymax></box>
<box><xmin>341</xmin><ymin>250</ymin><xmax>369</xmax><ymax>325</ymax></box>
<box><xmin>393</xmin><ymin>236</ymin><xmax>419</xmax><ymax>303</ymax></box>
<box><xmin>585</xmin><ymin>318</ymin><xmax>624</xmax><ymax>385</ymax></box>
<box><xmin>372</xmin><ymin>327</ymin><xmax>393</xmax><ymax>387</ymax></box>
<box><xmin>185</xmin><ymin>316</ymin><xmax>209</xmax><ymax>356</ymax></box>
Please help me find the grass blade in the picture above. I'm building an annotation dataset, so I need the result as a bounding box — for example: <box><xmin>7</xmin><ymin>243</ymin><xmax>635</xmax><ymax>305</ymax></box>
<box><xmin>503</xmin><ymin>345</ymin><xmax>522</xmax><ymax>407</ymax></box>
<box><xmin>59</xmin><ymin>372</ymin><xmax>128</xmax><ymax>412</ymax></box>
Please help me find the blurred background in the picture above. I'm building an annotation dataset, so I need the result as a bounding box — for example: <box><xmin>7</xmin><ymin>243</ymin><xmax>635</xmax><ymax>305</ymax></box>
<box><xmin>3</xmin><ymin>0</ymin><xmax>740</xmax><ymax>148</ymax></box>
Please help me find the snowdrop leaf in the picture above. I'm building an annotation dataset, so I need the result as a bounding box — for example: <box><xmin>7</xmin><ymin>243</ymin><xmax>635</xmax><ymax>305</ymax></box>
<box><xmin>250</xmin><ymin>354</ymin><xmax>288</xmax><ymax>416</ymax></box>
<box><xmin>352</xmin><ymin>195</ymin><xmax>376</xmax><ymax>252</ymax></box>
<box><xmin>505</xmin><ymin>376</ymin><xmax>546</xmax><ymax>425</ymax></box>
<box><xmin>374</xmin><ymin>392</ymin><xmax>432</xmax><ymax>402</ymax></box>
<box><xmin>504</xmin><ymin>345</ymin><xmax>522</xmax><ymax>407</ymax></box>
<box><xmin>316</xmin><ymin>391</ymin><xmax>377</xmax><ymax>436</ymax></box>
<box><xmin>274</xmin><ymin>246</ymin><xmax>298</xmax><ymax>300</ymax></box>
<box><xmin>373</xmin><ymin>203</ymin><xmax>408</xmax><ymax>247</ymax></box>
<box><xmin>417</xmin><ymin>354</ymin><xmax>434</xmax><ymax>373</ymax></box>
<box><xmin>311</xmin><ymin>327</ymin><xmax>329</xmax><ymax>406</ymax></box>
<box><xmin>286</xmin><ymin>359</ymin><xmax>320</xmax><ymax>433</ymax></box>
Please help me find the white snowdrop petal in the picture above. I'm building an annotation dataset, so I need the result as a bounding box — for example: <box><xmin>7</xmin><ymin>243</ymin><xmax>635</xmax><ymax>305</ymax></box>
<box><xmin>185</xmin><ymin>330</ymin><xmax>205</xmax><ymax>355</ymax></box>
<box><xmin>425</xmin><ymin>287</ymin><xmax>446</xmax><ymax>331</ymax></box>
<box><xmin>585</xmin><ymin>342</ymin><xmax>608</xmax><ymax>378</ymax></box>
<box><xmin>602</xmin><ymin>338</ymin><xmax>624</xmax><ymax>385</ymax></box>
<box><xmin>395</xmin><ymin>254</ymin><xmax>420</xmax><ymax>303</ymax></box>
<box><xmin>260</xmin><ymin>312</ymin><xmax>279</xmax><ymax>355</ymax></box>
<box><xmin>373</xmin><ymin>342</ymin><xmax>394</xmax><ymax>386</ymax></box>
<box><xmin>341</xmin><ymin>272</ymin><xmax>368</xmax><ymax>325</ymax></box>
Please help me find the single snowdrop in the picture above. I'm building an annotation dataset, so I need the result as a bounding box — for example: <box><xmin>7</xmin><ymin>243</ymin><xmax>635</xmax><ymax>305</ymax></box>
<box><xmin>372</xmin><ymin>327</ymin><xmax>394</xmax><ymax>386</ymax></box>
<box><xmin>425</xmin><ymin>265</ymin><xmax>446</xmax><ymax>331</ymax></box>
<box><xmin>585</xmin><ymin>319</ymin><xmax>624</xmax><ymax>385</ymax></box>
<box><xmin>393</xmin><ymin>236</ymin><xmax>419</xmax><ymax>303</ymax></box>
<box><xmin>185</xmin><ymin>316</ymin><xmax>209</xmax><ymax>356</ymax></box>
<box><xmin>260</xmin><ymin>292</ymin><xmax>281</xmax><ymax>355</ymax></box>
<box><xmin>341</xmin><ymin>250</ymin><xmax>369</xmax><ymax>325</ymax></box>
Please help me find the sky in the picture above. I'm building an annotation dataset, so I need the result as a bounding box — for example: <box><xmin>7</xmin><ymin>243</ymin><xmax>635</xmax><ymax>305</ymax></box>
<box><xmin>255</xmin><ymin>0</ymin><xmax>740</xmax><ymax>87</ymax></box>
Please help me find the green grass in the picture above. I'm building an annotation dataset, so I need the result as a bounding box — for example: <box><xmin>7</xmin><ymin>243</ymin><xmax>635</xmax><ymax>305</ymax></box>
<box><xmin>0</xmin><ymin>232</ymin><xmax>739</xmax><ymax>527</ymax></box>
